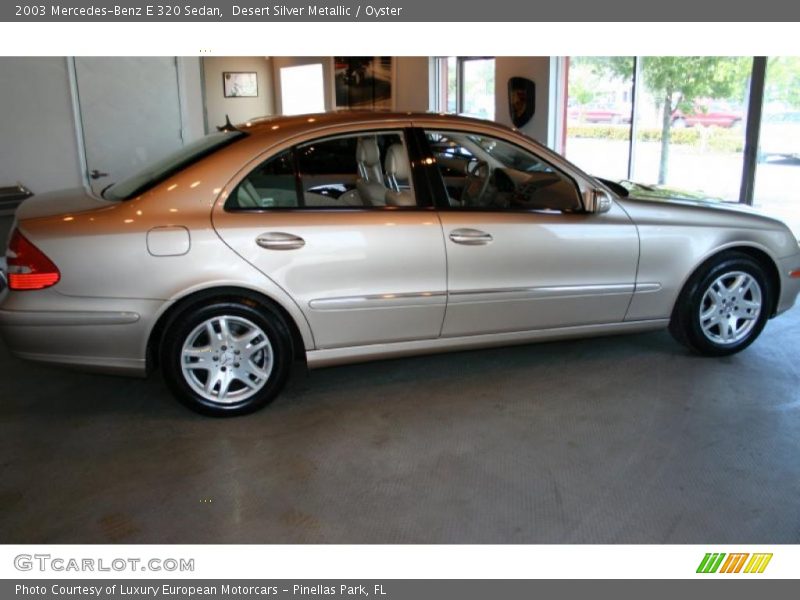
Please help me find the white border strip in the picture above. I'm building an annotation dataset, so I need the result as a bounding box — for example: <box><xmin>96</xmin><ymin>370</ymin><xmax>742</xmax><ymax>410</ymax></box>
<box><xmin>0</xmin><ymin>545</ymin><xmax>794</xmax><ymax>579</ymax></box>
<box><xmin>0</xmin><ymin>22</ymin><xmax>798</xmax><ymax>56</ymax></box>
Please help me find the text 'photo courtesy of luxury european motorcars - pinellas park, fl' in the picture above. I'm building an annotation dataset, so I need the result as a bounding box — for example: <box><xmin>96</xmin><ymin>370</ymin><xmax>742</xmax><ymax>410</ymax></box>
<box><xmin>1</xmin><ymin>111</ymin><xmax>799</xmax><ymax>416</ymax></box>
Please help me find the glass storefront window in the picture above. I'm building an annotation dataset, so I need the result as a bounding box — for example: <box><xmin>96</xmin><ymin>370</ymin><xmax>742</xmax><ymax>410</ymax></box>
<box><xmin>433</xmin><ymin>57</ymin><xmax>495</xmax><ymax>120</ymax></box>
<box><xmin>754</xmin><ymin>57</ymin><xmax>800</xmax><ymax>236</ymax></box>
<box><xmin>563</xmin><ymin>57</ymin><xmax>634</xmax><ymax>181</ymax></box>
<box><xmin>630</xmin><ymin>57</ymin><xmax>752</xmax><ymax>203</ymax></box>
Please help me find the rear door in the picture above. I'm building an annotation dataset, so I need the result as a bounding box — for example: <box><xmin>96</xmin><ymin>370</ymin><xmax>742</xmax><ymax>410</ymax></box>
<box><xmin>213</xmin><ymin>127</ymin><xmax>447</xmax><ymax>350</ymax></box>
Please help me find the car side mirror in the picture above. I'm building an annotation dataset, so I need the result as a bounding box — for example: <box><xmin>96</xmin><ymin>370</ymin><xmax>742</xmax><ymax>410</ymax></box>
<box><xmin>583</xmin><ymin>189</ymin><xmax>612</xmax><ymax>214</ymax></box>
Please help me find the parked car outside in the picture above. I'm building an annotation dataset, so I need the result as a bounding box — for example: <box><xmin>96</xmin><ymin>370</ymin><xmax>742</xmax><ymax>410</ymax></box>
<box><xmin>569</xmin><ymin>103</ymin><xmax>631</xmax><ymax>124</ymax></box>
<box><xmin>1</xmin><ymin>112</ymin><xmax>799</xmax><ymax>416</ymax></box>
<box><xmin>672</xmin><ymin>100</ymin><xmax>744</xmax><ymax>128</ymax></box>
<box><xmin>758</xmin><ymin>111</ymin><xmax>800</xmax><ymax>162</ymax></box>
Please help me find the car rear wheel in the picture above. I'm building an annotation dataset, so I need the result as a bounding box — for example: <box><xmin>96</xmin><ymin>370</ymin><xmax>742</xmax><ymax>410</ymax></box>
<box><xmin>161</xmin><ymin>300</ymin><xmax>293</xmax><ymax>416</ymax></box>
<box><xmin>669</xmin><ymin>252</ymin><xmax>773</xmax><ymax>356</ymax></box>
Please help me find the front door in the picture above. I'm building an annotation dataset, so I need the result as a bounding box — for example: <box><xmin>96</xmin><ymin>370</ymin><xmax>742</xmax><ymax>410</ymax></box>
<box><xmin>421</xmin><ymin>128</ymin><xmax>639</xmax><ymax>337</ymax></box>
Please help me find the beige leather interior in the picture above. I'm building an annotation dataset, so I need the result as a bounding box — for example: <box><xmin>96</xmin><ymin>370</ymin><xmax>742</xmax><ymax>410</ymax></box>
<box><xmin>355</xmin><ymin>136</ymin><xmax>387</xmax><ymax>206</ymax></box>
<box><xmin>384</xmin><ymin>143</ymin><xmax>415</xmax><ymax>207</ymax></box>
<box><xmin>236</xmin><ymin>179</ymin><xmax>262</xmax><ymax>208</ymax></box>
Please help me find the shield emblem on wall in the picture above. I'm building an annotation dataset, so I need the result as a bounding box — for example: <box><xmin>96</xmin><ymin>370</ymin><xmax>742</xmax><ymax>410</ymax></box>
<box><xmin>508</xmin><ymin>77</ymin><xmax>536</xmax><ymax>128</ymax></box>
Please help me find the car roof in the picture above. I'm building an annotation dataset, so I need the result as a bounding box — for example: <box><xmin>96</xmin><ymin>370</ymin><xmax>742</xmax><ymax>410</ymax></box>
<box><xmin>232</xmin><ymin>110</ymin><xmax>514</xmax><ymax>136</ymax></box>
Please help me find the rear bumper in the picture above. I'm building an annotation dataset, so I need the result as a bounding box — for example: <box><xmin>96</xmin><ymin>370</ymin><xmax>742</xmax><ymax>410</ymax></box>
<box><xmin>0</xmin><ymin>290</ymin><xmax>163</xmax><ymax>377</ymax></box>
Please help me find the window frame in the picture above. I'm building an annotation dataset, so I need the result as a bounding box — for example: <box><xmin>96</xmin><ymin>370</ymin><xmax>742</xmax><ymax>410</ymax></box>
<box><xmin>224</xmin><ymin>127</ymin><xmax>435</xmax><ymax>212</ymax></box>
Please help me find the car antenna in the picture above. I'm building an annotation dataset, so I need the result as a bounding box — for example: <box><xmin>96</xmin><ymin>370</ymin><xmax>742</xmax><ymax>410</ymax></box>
<box><xmin>217</xmin><ymin>114</ymin><xmax>240</xmax><ymax>132</ymax></box>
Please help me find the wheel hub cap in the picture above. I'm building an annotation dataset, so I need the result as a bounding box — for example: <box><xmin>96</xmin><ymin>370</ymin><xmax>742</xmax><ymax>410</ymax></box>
<box><xmin>180</xmin><ymin>315</ymin><xmax>273</xmax><ymax>404</ymax></box>
<box><xmin>699</xmin><ymin>271</ymin><xmax>762</xmax><ymax>345</ymax></box>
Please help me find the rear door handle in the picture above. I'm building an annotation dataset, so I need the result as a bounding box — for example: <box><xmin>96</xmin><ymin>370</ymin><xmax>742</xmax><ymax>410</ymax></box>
<box><xmin>256</xmin><ymin>232</ymin><xmax>305</xmax><ymax>250</ymax></box>
<box><xmin>449</xmin><ymin>228</ymin><xmax>493</xmax><ymax>245</ymax></box>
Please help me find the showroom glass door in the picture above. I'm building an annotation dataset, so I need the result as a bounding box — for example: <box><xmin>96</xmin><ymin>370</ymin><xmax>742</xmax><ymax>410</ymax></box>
<box><xmin>754</xmin><ymin>57</ymin><xmax>800</xmax><ymax>237</ymax></box>
<box><xmin>73</xmin><ymin>57</ymin><xmax>184</xmax><ymax>195</ymax></box>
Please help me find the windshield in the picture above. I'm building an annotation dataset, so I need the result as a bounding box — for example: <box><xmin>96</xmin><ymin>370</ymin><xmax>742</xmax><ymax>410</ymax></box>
<box><xmin>103</xmin><ymin>130</ymin><xmax>246</xmax><ymax>200</ymax></box>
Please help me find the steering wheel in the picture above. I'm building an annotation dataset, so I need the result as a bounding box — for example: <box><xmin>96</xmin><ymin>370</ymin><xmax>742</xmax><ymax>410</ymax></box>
<box><xmin>461</xmin><ymin>160</ymin><xmax>491</xmax><ymax>207</ymax></box>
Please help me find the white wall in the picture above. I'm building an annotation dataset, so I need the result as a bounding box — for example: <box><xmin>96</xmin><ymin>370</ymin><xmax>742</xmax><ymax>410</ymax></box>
<box><xmin>0</xmin><ymin>57</ymin><xmax>208</xmax><ymax>197</ymax></box>
<box><xmin>0</xmin><ymin>58</ymin><xmax>83</xmax><ymax>194</ymax></box>
<box><xmin>394</xmin><ymin>57</ymin><xmax>430</xmax><ymax>112</ymax></box>
<box><xmin>494</xmin><ymin>57</ymin><xmax>553</xmax><ymax>145</ymax></box>
<box><xmin>202</xmin><ymin>57</ymin><xmax>274</xmax><ymax>131</ymax></box>
<box><xmin>177</xmin><ymin>57</ymin><xmax>207</xmax><ymax>141</ymax></box>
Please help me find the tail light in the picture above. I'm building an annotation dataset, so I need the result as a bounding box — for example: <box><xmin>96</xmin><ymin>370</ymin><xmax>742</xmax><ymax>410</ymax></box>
<box><xmin>6</xmin><ymin>229</ymin><xmax>61</xmax><ymax>290</ymax></box>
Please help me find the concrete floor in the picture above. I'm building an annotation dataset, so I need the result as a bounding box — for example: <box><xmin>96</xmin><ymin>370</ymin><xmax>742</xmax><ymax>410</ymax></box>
<box><xmin>1</xmin><ymin>213</ymin><xmax>800</xmax><ymax>543</ymax></box>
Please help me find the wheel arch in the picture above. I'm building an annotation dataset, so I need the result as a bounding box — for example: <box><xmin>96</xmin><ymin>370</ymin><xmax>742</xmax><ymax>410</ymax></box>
<box><xmin>675</xmin><ymin>244</ymin><xmax>781</xmax><ymax>318</ymax></box>
<box><xmin>146</xmin><ymin>286</ymin><xmax>310</xmax><ymax>372</ymax></box>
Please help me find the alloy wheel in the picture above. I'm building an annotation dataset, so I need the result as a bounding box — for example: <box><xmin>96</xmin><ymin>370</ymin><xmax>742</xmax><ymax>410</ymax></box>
<box><xmin>698</xmin><ymin>271</ymin><xmax>762</xmax><ymax>345</ymax></box>
<box><xmin>180</xmin><ymin>315</ymin><xmax>274</xmax><ymax>404</ymax></box>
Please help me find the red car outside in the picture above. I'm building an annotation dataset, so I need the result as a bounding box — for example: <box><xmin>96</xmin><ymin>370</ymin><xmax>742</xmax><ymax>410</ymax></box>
<box><xmin>672</xmin><ymin>100</ymin><xmax>744</xmax><ymax>128</ymax></box>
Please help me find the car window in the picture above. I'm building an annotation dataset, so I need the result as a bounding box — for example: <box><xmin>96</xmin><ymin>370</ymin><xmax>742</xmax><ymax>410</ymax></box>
<box><xmin>226</xmin><ymin>131</ymin><xmax>416</xmax><ymax>209</ymax></box>
<box><xmin>227</xmin><ymin>149</ymin><xmax>297</xmax><ymax>209</ymax></box>
<box><xmin>425</xmin><ymin>130</ymin><xmax>582</xmax><ymax>212</ymax></box>
<box><xmin>106</xmin><ymin>130</ymin><xmax>246</xmax><ymax>201</ymax></box>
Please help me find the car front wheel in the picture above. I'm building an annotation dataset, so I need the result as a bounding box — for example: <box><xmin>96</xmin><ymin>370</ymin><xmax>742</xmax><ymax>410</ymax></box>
<box><xmin>670</xmin><ymin>253</ymin><xmax>773</xmax><ymax>356</ymax></box>
<box><xmin>161</xmin><ymin>300</ymin><xmax>293</xmax><ymax>416</ymax></box>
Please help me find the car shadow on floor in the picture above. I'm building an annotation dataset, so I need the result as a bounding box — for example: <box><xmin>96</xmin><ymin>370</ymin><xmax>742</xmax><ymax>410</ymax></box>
<box><xmin>0</xmin><ymin>326</ymin><xmax>686</xmax><ymax>421</ymax></box>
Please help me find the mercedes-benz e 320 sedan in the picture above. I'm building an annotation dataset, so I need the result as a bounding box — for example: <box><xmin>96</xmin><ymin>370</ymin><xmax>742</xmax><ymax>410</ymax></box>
<box><xmin>1</xmin><ymin>112</ymin><xmax>799</xmax><ymax>415</ymax></box>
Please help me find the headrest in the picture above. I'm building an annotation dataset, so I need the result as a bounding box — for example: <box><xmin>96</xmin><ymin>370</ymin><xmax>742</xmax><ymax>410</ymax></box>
<box><xmin>356</xmin><ymin>137</ymin><xmax>381</xmax><ymax>166</ymax></box>
<box><xmin>384</xmin><ymin>144</ymin><xmax>410</xmax><ymax>180</ymax></box>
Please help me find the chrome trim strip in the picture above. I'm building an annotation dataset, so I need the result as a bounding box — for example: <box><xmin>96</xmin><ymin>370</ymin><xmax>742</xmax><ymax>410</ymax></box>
<box><xmin>0</xmin><ymin>309</ymin><xmax>141</xmax><ymax>327</ymax></box>
<box><xmin>309</xmin><ymin>291</ymin><xmax>447</xmax><ymax>311</ymax></box>
<box><xmin>634</xmin><ymin>282</ymin><xmax>662</xmax><ymax>293</ymax></box>
<box><xmin>448</xmin><ymin>283</ymin><xmax>635</xmax><ymax>303</ymax></box>
<box><xmin>307</xmin><ymin>319</ymin><xmax>670</xmax><ymax>368</ymax></box>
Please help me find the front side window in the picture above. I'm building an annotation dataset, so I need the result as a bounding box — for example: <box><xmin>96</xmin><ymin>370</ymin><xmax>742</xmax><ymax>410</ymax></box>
<box><xmin>226</xmin><ymin>131</ymin><xmax>417</xmax><ymax>209</ymax></box>
<box><xmin>425</xmin><ymin>130</ymin><xmax>582</xmax><ymax>212</ymax></box>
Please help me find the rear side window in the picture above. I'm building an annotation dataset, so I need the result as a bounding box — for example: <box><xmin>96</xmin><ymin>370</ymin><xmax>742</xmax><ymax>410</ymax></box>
<box><xmin>228</xmin><ymin>149</ymin><xmax>297</xmax><ymax>209</ymax></box>
<box><xmin>226</xmin><ymin>131</ymin><xmax>418</xmax><ymax>209</ymax></box>
<box><xmin>105</xmin><ymin>130</ymin><xmax>246</xmax><ymax>201</ymax></box>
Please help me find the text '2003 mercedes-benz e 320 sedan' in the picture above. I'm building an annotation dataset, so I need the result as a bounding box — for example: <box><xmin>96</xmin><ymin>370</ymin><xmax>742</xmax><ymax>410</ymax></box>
<box><xmin>1</xmin><ymin>112</ymin><xmax>800</xmax><ymax>416</ymax></box>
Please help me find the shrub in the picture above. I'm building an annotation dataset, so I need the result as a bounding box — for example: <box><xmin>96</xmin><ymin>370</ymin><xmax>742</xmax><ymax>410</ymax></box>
<box><xmin>567</xmin><ymin>124</ymin><xmax>743</xmax><ymax>153</ymax></box>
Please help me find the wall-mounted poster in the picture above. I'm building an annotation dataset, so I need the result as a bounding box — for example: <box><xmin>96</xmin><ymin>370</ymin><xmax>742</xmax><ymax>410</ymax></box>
<box><xmin>334</xmin><ymin>57</ymin><xmax>393</xmax><ymax>110</ymax></box>
<box><xmin>223</xmin><ymin>72</ymin><xmax>258</xmax><ymax>98</ymax></box>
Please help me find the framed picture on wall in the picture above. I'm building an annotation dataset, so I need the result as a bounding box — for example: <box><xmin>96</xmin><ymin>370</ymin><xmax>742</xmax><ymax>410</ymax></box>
<box><xmin>223</xmin><ymin>72</ymin><xmax>258</xmax><ymax>98</ymax></box>
<box><xmin>334</xmin><ymin>57</ymin><xmax>393</xmax><ymax>110</ymax></box>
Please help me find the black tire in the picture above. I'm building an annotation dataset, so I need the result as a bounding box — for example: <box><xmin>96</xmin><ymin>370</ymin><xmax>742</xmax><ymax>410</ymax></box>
<box><xmin>160</xmin><ymin>299</ymin><xmax>293</xmax><ymax>416</ymax></box>
<box><xmin>669</xmin><ymin>252</ymin><xmax>773</xmax><ymax>356</ymax></box>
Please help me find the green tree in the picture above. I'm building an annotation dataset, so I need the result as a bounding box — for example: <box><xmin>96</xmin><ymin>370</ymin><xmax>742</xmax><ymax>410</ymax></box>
<box><xmin>764</xmin><ymin>57</ymin><xmax>800</xmax><ymax>109</ymax></box>
<box><xmin>580</xmin><ymin>57</ymin><xmax>750</xmax><ymax>183</ymax></box>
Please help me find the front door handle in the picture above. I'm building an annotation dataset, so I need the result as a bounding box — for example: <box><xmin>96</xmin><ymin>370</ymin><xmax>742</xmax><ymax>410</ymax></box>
<box><xmin>256</xmin><ymin>232</ymin><xmax>306</xmax><ymax>250</ymax></box>
<box><xmin>449</xmin><ymin>228</ymin><xmax>493</xmax><ymax>245</ymax></box>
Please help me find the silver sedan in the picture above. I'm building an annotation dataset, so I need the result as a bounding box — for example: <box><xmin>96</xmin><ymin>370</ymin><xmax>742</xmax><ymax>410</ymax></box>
<box><xmin>1</xmin><ymin>112</ymin><xmax>799</xmax><ymax>415</ymax></box>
